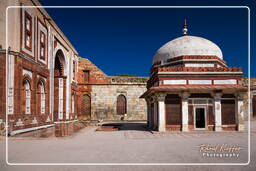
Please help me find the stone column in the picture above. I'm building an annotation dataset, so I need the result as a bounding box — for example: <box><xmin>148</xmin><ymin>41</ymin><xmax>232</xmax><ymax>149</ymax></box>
<box><xmin>145</xmin><ymin>98</ymin><xmax>152</xmax><ymax>128</ymax></box>
<box><xmin>153</xmin><ymin>100</ymin><xmax>158</xmax><ymax>130</ymax></box>
<box><xmin>213</xmin><ymin>93</ymin><xmax>222</xmax><ymax>131</ymax></box>
<box><xmin>157</xmin><ymin>93</ymin><xmax>166</xmax><ymax>132</ymax></box>
<box><xmin>181</xmin><ymin>92</ymin><xmax>190</xmax><ymax>132</ymax></box>
<box><xmin>236</xmin><ymin>93</ymin><xmax>245</xmax><ymax>131</ymax></box>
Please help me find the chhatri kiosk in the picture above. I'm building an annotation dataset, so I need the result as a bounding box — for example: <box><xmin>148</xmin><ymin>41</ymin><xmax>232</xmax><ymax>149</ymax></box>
<box><xmin>141</xmin><ymin>21</ymin><xmax>247</xmax><ymax>132</ymax></box>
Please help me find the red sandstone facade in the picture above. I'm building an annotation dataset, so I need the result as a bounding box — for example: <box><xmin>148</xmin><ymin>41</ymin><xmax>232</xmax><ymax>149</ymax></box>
<box><xmin>0</xmin><ymin>0</ymin><xmax>81</xmax><ymax>136</ymax></box>
<box><xmin>141</xmin><ymin>23</ymin><xmax>248</xmax><ymax>132</ymax></box>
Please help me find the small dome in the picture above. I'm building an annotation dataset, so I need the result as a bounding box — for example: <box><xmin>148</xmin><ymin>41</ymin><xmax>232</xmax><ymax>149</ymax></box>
<box><xmin>153</xmin><ymin>35</ymin><xmax>223</xmax><ymax>64</ymax></box>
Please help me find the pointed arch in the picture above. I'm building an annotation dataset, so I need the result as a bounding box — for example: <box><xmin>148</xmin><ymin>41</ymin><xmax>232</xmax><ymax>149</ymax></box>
<box><xmin>81</xmin><ymin>94</ymin><xmax>91</xmax><ymax>119</ymax></box>
<box><xmin>22</xmin><ymin>78</ymin><xmax>31</xmax><ymax>114</ymax></box>
<box><xmin>117</xmin><ymin>94</ymin><xmax>127</xmax><ymax>115</ymax></box>
<box><xmin>37</xmin><ymin>80</ymin><xmax>46</xmax><ymax>114</ymax></box>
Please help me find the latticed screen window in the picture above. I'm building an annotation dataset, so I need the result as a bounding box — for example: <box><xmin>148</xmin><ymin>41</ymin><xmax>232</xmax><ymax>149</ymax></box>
<box><xmin>24</xmin><ymin>12</ymin><xmax>32</xmax><ymax>50</ymax></box>
<box><xmin>83</xmin><ymin>70</ymin><xmax>89</xmax><ymax>83</ymax></box>
<box><xmin>39</xmin><ymin>82</ymin><xmax>46</xmax><ymax>114</ymax></box>
<box><xmin>40</xmin><ymin>31</ymin><xmax>46</xmax><ymax>60</ymax></box>
<box><xmin>24</xmin><ymin>80</ymin><xmax>31</xmax><ymax>114</ymax></box>
<box><xmin>117</xmin><ymin>95</ymin><xmax>127</xmax><ymax>115</ymax></box>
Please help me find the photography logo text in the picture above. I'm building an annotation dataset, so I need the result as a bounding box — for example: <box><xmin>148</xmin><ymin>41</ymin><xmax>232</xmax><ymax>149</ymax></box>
<box><xmin>197</xmin><ymin>144</ymin><xmax>242</xmax><ymax>158</ymax></box>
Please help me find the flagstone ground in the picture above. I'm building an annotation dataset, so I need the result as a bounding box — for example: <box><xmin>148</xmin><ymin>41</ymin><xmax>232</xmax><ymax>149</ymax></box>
<box><xmin>0</xmin><ymin>121</ymin><xmax>255</xmax><ymax>171</ymax></box>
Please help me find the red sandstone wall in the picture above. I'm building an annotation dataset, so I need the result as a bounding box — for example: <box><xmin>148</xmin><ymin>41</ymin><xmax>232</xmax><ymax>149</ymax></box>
<box><xmin>0</xmin><ymin>53</ymin><xmax>6</xmax><ymax>122</ymax></box>
<box><xmin>76</xmin><ymin>57</ymin><xmax>109</xmax><ymax>119</ymax></box>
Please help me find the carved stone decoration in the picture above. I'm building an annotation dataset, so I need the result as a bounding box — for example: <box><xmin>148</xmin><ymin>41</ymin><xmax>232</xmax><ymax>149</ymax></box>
<box><xmin>31</xmin><ymin>117</ymin><xmax>38</xmax><ymax>124</ymax></box>
<box><xmin>15</xmin><ymin>119</ymin><xmax>24</xmax><ymax>126</ymax></box>
<box><xmin>46</xmin><ymin>116</ymin><xmax>51</xmax><ymax>122</ymax></box>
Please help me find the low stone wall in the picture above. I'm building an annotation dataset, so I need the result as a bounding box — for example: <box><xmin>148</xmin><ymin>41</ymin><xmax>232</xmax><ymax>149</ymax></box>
<box><xmin>11</xmin><ymin>121</ymin><xmax>88</xmax><ymax>138</ymax></box>
<box><xmin>12</xmin><ymin>126</ymin><xmax>55</xmax><ymax>138</ymax></box>
<box><xmin>54</xmin><ymin>121</ymin><xmax>88</xmax><ymax>137</ymax></box>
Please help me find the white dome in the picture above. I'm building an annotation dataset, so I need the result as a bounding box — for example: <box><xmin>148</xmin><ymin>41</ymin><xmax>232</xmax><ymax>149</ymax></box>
<box><xmin>153</xmin><ymin>35</ymin><xmax>223</xmax><ymax>64</ymax></box>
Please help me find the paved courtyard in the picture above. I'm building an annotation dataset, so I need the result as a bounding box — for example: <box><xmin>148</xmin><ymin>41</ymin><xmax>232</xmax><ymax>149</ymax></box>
<box><xmin>0</xmin><ymin>121</ymin><xmax>256</xmax><ymax>171</ymax></box>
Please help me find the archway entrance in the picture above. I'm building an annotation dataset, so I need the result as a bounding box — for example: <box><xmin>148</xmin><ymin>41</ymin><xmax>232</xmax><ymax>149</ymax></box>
<box><xmin>53</xmin><ymin>50</ymin><xmax>66</xmax><ymax>121</ymax></box>
<box><xmin>117</xmin><ymin>94</ymin><xmax>127</xmax><ymax>115</ymax></box>
<box><xmin>81</xmin><ymin>94</ymin><xmax>91</xmax><ymax>120</ymax></box>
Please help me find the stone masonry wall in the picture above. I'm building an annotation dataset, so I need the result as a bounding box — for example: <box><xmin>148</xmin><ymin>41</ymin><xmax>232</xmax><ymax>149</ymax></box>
<box><xmin>91</xmin><ymin>84</ymin><xmax>147</xmax><ymax>121</ymax></box>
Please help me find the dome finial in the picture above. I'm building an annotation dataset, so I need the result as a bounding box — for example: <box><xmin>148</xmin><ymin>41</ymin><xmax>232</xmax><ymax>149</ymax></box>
<box><xmin>182</xmin><ymin>19</ymin><xmax>188</xmax><ymax>36</ymax></box>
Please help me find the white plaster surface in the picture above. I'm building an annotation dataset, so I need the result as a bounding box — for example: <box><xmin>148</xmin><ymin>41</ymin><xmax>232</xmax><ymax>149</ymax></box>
<box><xmin>214</xmin><ymin>99</ymin><xmax>222</xmax><ymax>131</ymax></box>
<box><xmin>188</xmin><ymin>80</ymin><xmax>211</xmax><ymax>85</ymax></box>
<box><xmin>158</xmin><ymin>101</ymin><xmax>165</xmax><ymax>132</ymax></box>
<box><xmin>182</xmin><ymin>99</ymin><xmax>189</xmax><ymax>131</ymax></box>
<box><xmin>214</xmin><ymin>79</ymin><xmax>237</xmax><ymax>85</ymax></box>
<box><xmin>163</xmin><ymin>80</ymin><xmax>186</xmax><ymax>85</ymax></box>
<box><xmin>185</xmin><ymin>63</ymin><xmax>215</xmax><ymax>67</ymax></box>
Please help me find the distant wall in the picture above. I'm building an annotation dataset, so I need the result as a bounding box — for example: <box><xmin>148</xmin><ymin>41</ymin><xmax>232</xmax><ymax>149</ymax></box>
<box><xmin>91</xmin><ymin>77</ymin><xmax>148</xmax><ymax>120</ymax></box>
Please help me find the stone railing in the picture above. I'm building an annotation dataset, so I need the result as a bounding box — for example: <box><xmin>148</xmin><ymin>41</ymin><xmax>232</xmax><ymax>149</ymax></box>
<box><xmin>107</xmin><ymin>76</ymin><xmax>149</xmax><ymax>84</ymax></box>
<box><xmin>158</xmin><ymin>66</ymin><xmax>242</xmax><ymax>72</ymax></box>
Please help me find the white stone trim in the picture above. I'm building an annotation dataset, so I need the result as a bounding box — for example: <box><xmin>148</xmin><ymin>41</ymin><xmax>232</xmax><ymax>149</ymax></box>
<box><xmin>163</xmin><ymin>80</ymin><xmax>186</xmax><ymax>85</ymax></box>
<box><xmin>214</xmin><ymin>99</ymin><xmax>222</xmax><ymax>131</ymax></box>
<box><xmin>58</xmin><ymin>78</ymin><xmax>63</xmax><ymax>120</ymax></box>
<box><xmin>161</xmin><ymin>59</ymin><xmax>227</xmax><ymax>67</ymax></box>
<box><xmin>236</xmin><ymin>99</ymin><xmax>244</xmax><ymax>131</ymax></box>
<box><xmin>158</xmin><ymin>100</ymin><xmax>165</xmax><ymax>132</ymax></box>
<box><xmin>214</xmin><ymin>79</ymin><xmax>237</xmax><ymax>85</ymax></box>
<box><xmin>182</xmin><ymin>99</ymin><xmax>189</xmax><ymax>131</ymax></box>
<box><xmin>10</xmin><ymin>124</ymin><xmax>54</xmax><ymax>136</ymax></box>
<box><xmin>37</xmin><ymin>20</ymin><xmax>47</xmax><ymax>64</ymax></box>
<box><xmin>54</xmin><ymin>120</ymin><xmax>78</xmax><ymax>124</ymax></box>
<box><xmin>159</xmin><ymin>72</ymin><xmax>242</xmax><ymax>74</ymax></box>
<box><xmin>185</xmin><ymin>63</ymin><xmax>214</xmax><ymax>67</ymax></box>
<box><xmin>21</xmin><ymin>8</ymin><xmax>35</xmax><ymax>57</ymax></box>
<box><xmin>7</xmin><ymin>54</ymin><xmax>15</xmax><ymax>114</ymax></box>
<box><xmin>22</xmin><ymin>69</ymin><xmax>32</xmax><ymax>78</ymax></box>
<box><xmin>188</xmin><ymin>80</ymin><xmax>212</xmax><ymax>85</ymax></box>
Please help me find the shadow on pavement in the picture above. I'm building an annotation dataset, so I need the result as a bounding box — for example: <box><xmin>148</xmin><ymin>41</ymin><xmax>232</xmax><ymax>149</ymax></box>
<box><xmin>101</xmin><ymin>122</ymin><xmax>148</xmax><ymax>131</ymax></box>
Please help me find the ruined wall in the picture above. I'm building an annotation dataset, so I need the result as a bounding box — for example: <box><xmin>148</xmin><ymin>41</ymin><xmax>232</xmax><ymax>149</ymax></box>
<box><xmin>77</xmin><ymin>57</ymin><xmax>148</xmax><ymax>121</ymax></box>
<box><xmin>91</xmin><ymin>80</ymin><xmax>147</xmax><ymax>121</ymax></box>
<box><xmin>242</xmin><ymin>77</ymin><xmax>256</xmax><ymax>119</ymax></box>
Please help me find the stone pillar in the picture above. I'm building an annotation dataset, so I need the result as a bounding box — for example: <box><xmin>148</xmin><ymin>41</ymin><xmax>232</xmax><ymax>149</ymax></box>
<box><xmin>236</xmin><ymin>93</ymin><xmax>245</xmax><ymax>131</ymax></box>
<box><xmin>157</xmin><ymin>93</ymin><xmax>166</xmax><ymax>132</ymax></box>
<box><xmin>146</xmin><ymin>99</ymin><xmax>152</xmax><ymax>128</ymax></box>
<box><xmin>153</xmin><ymin>101</ymin><xmax>158</xmax><ymax>130</ymax></box>
<box><xmin>181</xmin><ymin>92</ymin><xmax>190</xmax><ymax>132</ymax></box>
<box><xmin>213</xmin><ymin>93</ymin><xmax>222</xmax><ymax>131</ymax></box>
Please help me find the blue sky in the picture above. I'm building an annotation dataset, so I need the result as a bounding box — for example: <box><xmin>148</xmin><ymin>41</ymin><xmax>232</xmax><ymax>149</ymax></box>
<box><xmin>39</xmin><ymin>0</ymin><xmax>255</xmax><ymax>77</ymax></box>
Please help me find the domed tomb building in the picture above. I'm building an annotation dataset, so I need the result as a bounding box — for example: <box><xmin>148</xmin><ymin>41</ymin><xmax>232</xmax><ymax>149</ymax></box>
<box><xmin>141</xmin><ymin>21</ymin><xmax>247</xmax><ymax>132</ymax></box>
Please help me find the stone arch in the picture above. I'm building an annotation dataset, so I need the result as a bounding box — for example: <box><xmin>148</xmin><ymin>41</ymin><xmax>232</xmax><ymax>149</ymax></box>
<box><xmin>54</xmin><ymin>49</ymin><xmax>66</xmax><ymax>77</ymax></box>
<box><xmin>22</xmin><ymin>78</ymin><xmax>32</xmax><ymax>114</ymax></box>
<box><xmin>116</xmin><ymin>94</ymin><xmax>127</xmax><ymax>115</ymax></box>
<box><xmin>80</xmin><ymin>94</ymin><xmax>91</xmax><ymax>120</ymax></box>
<box><xmin>36</xmin><ymin>79</ymin><xmax>46</xmax><ymax>114</ymax></box>
<box><xmin>53</xmin><ymin>49</ymin><xmax>67</xmax><ymax>121</ymax></box>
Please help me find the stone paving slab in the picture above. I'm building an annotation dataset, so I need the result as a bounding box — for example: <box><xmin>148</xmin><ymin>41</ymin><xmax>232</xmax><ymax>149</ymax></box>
<box><xmin>0</xmin><ymin>121</ymin><xmax>255</xmax><ymax>171</ymax></box>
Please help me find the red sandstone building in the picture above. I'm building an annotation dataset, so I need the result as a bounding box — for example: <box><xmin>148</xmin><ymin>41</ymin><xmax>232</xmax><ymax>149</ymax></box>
<box><xmin>0</xmin><ymin>1</ymin><xmax>254</xmax><ymax>136</ymax></box>
<box><xmin>141</xmin><ymin>21</ymin><xmax>247</xmax><ymax>132</ymax></box>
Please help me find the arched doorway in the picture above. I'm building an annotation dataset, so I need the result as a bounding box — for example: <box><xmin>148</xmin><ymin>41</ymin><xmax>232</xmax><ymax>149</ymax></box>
<box><xmin>53</xmin><ymin>50</ymin><xmax>66</xmax><ymax>121</ymax></box>
<box><xmin>81</xmin><ymin>94</ymin><xmax>91</xmax><ymax>120</ymax></box>
<box><xmin>117</xmin><ymin>94</ymin><xmax>127</xmax><ymax>115</ymax></box>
